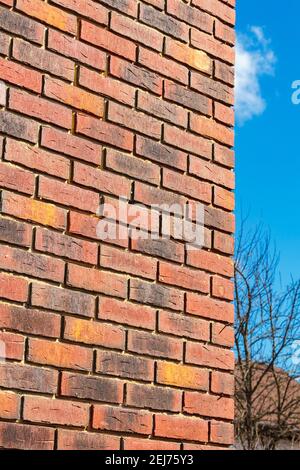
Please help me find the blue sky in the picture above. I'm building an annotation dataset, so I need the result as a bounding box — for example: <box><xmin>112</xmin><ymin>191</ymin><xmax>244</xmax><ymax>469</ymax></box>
<box><xmin>236</xmin><ymin>0</ymin><xmax>300</xmax><ymax>285</ymax></box>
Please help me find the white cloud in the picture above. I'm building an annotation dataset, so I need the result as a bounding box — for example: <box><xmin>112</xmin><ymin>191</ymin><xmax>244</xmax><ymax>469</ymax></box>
<box><xmin>235</xmin><ymin>27</ymin><xmax>276</xmax><ymax>125</ymax></box>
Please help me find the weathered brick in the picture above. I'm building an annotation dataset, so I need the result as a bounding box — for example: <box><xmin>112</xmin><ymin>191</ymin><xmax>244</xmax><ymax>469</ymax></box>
<box><xmin>110</xmin><ymin>56</ymin><xmax>162</xmax><ymax>95</ymax></box>
<box><xmin>108</xmin><ymin>101</ymin><xmax>161</xmax><ymax>139</ymax></box>
<box><xmin>99</xmin><ymin>296</ymin><xmax>156</xmax><ymax>330</ymax></box>
<box><xmin>0</xmin><ymin>216</ymin><xmax>32</xmax><ymax>247</ymax></box>
<box><xmin>35</xmin><ymin>227</ymin><xmax>98</xmax><ymax>264</ymax></box>
<box><xmin>210</xmin><ymin>421</ymin><xmax>234</xmax><ymax>445</ymax></box>
<box><xmin>67</xmin><ymin>263</ymin><xmax>127</xmax><ymax>298</ymax></box>
<box><xmin>163</xmin><ymin>167</ymin><xmax>211</xmax><ymax>203</ymax></box>
<box><xmin>131</xmin><ymin>237</ymin><xmax>184</xmax><ymax>264</ymax></box>
<box><xmin>0</xmin><ymin>391</ymin><xmax>20</xmax><ymax>420</ymax></box>
<box><xmin>0</xmin><ymin>57</ymin><xmax>42</xmax><ymax>93</ymax></box>
<box><xmin>41</xmin><ymin>126</ymin><xmax>101</xmax><ymax>165</ymax></box>
<box><xmin>79</xmin><ymin>66</ymin><xmax>135</xmax><ymax>106</ymax></box>
<box><xmin>1</xmin><ymin>191</ymin><xmax>67</xmax><ymax>229</ymax></box>
<box><xmin>186</xmin><ymin>292</ymin><xmax>234</xmax><ymax>322</ymax></box>
<box><xmin>0</xmin><ymin>362</ymin><xmax>58</xmax><ymax>393</ymax></box>
<box><xmin>0</xmin><ymin>423</ymin><xmax>55</xmax><ymax>450</ymax></box>
<box><xmin>0</xmin><ymin>244</ymin><xmax>65</xmax><ymax>282</ymax></box>
<box><xmin>165</xmin><ymin>37</ymin><xmax>212</xmax><ymax>73</ymax></box>
<box><xmin>158</xmin><ymin>310</ymin><xmax>210</xmax><ymax>342</ymax></box>
<box><xmin>190</xmin><ymin>114</ymin><xmax>234</xmax><ymax>147</ymax></box>
<box><xmin>99</xmin><ymin>0</ymin><xmax>137</xmax><ymax>17</ymax></box>
<box><xmin>51</xmin><ymin>0</ymin><xmax>108</xmax><ymax>25</ymax></box>
<box><xmin>81</xmin><ymin>20</ymin><xmax>136</xmax><ymax>61</ymax></box>
<box><xmin>47</xmin><ymin>30</ymin><xmax>106</xmax><ymax>70</ymax></box>
<box><xmin>13</xmin><ymin>38</ymin><xmax>74</xmax><ymax>80</ymax></box>
<box><xmin>212</xmin><ymin>275</ymin><xmax>234</xmax><ymax>300</ymax></box>
<box><xmin>155</xmin><ymin>413</ymin><xmax>208</xmax><ymax>442</ymax></box>
<box><xmin>191</xmin><ymin>28</ymin><xmax>235</xmax><ymax>65</ymax></box>
<box><xmin>9</xmin><ymin>88</ymin><xmax>72</xmax><ymax>129</ymax></box>
<box><xmin>31</xmin><ymin>282</ymin><xmax>95</xmax><ymax>317</ymax></box>
<box><xmin>184</xmin><ymin>392</ymin><xmax>234</xmax><ymax>419</ymax></box>
<box><xmin>212</xmin><ymin>322</ymin><xmax>234</xmax><ymax>347</ymax></box>
<box><xmin>76</xmin><ymin>113</ymin><xmax>134</xmax><ymax>151</ymax></box>
<box><xmin>5</xmin><ymin>139</ymin><xmax>70</xmax><ymax>179</ymax></box>
<box><xmin>0</xmin><ymin>272</ymin><xmax>28</xmax><ymax>302</ymax></box>
<box><xmin>135</xmin><ymin>135</ymin><xmax>187</xmax><ymax>171</ymax></box>
<box><xmin>126</xmin><ymin>383</ymin><xmax>182</xmax><ymax>412</ymax></box>
<box><xmin>28</xmin><ymin>337</ymin><xmax>93</xmax><ymax>371</ymax></box>
<box><xmin>137</xmin><ymin>89</ymin><xmax>188</xmax><ymax>127</ymax></box>
<box><xmin>130</xmin><ymin>278</ymin><xmax>184</xmax><ymax>311</ymax></box>
<box><xmin>140</xmin><ymin>3</ymin><xmax>188</xmax><ymax>41</ymax></box>
<box><xmin>106</xmin><ymin>148</ymin><xmax>160</xmax><ymax>184</ymax></box>
<box><xmin>157</xmin><ymin>361</ymin><xmax>209</xmax><ymax>391</ymax></box>
<box><xmin>0</xmin><ymin>331</ymin><xmax>24</xmax><ymax>360</ymax></box>
<box><xmin>16</xmin><ymin>0</ymin><xmax>77</xmax><ymax>34</ymax></box>
<box><xmin>187</xmin><ymin>248</ymin><xmax>234</xmax><ymax>277</ymax></box>
<box><xmin>214</xmin><ymin>186</ymin><xmax>235</xmax><ymax>211</ymax></box>
<box><xmin>139</xmin><ymin>47</ymin><xmax>188</xmax><ymax>84</ymax></box>
<box><xmin>164</xmin><ymin>124</ymin><xmax>212</xmax><ymax>159</ymax></box>
<box><xmin>0</xmin><ymin>161</ymin><xmax>35</xmax><ymax>195</ymax></box>
<box><xmin>96</xmin><ymin>350</ymin><xmax>154</xmax><ymax>382</ymax></box>
<box><xmin>192</xmin><ymin>0</ymin><xmax>235</xmax><ymax>25</ymax></box>
<box><xmin>0</xmin><ymin>6</ymin><xmax>44</xmax><ymax>44</ymax></box>
<box><xmin>164</xmin><ymin>80</ymin><xmax>212</xmax><ymax>116</ymax></box>
<box><xmin>124</xmin><ymin>437</ymin><xmax>180</xmax><ymax>450</ymax></box>
<box><xmin>128</xmin><ymin>329</ymin><xmax>183</xmax><ymax>360</ymax></box>
<box><xmin>191</xmin><ymin>71</ymin><xmax>234</xmax><ymax>105</ymax></box>
<box><xmin>93</xmin><ymin>405</ymin><xmax>152</xmax><ymax>435</ymax></box>
<box><xmin>61</xmin><ymin>371</ymin><xmax>123</xmax><ymax>403</ymax></box>
<box><xmin>57</xmin><ymin>429</ymin><xmax>120</xmax><ymax>450</ymax></box>
<box><xmin>23</xmin><ymin>396</ymin><xmax>89</xmax><ymax>427</ymax></box>
<box><xmin>167</xmin><ymin>0</ymin><xmax>213</xmax><ymax>33</ymax></box>
<box><xmin>0</xmin><ymin>31</ymin><xmax>10</xmax><ymax>55</ymax></box>
<box><xmin>186</xmin><ymin>342</ymin><xmax>235</xmax><ymax>370</ymax></box>
<box><xmin>64</xmin><ymin>317</ymin><xmax>125</xmax><ymax>349</ymax></box>
<box><xmin>211</xmin><ymin>371</ymin><xmax>234</xmax><ymax>396</ymax></box>
<box><xmin>0</xmin><ymin>110</ymin><xmax>39</xmax><ymax>142</ymax></box>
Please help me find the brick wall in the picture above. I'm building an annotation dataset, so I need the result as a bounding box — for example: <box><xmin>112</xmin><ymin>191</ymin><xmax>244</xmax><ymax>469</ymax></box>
<box><xmin>0</xmin><ymin>0</ymin><xmax>235</xmax><ymax>450</ymax></box>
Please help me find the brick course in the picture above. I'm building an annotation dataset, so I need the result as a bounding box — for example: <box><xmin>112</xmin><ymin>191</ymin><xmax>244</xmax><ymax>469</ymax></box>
<box><xmin>0</xmin><ymin>0</ymin><xmax>235</xmax><ymax>450</ymax></box>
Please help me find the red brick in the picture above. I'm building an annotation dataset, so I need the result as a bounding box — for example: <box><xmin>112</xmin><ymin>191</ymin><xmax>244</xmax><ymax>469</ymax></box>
<box><xmin>128</xmin><ymin>329</ymin><xmax>183</xmax><ymax>360</ymax></box>
<box><xmin>111</xmin><ymin>11</ymin><xmax>163</xmax><ymax>51</ymax></box>
<box><xmin>130</xmin><ymin>278</ymin><xmax>184</xmax><ymax>311</ymax></box>
<box><xmin>137</xmin><ymin>89</ymin><xmax>187</xmax><ymax>128</ymax></box>
<box><xmin>158</xmin><ymin>310</ymin><xmax>210</xmax><ymax>342</ymax></box>
<box><xmin>212</xmin><ymin>275</ymin><xmax>234</xmax><ymax>300</ymax></box>
<box><xmin>57</xmin><ymin>429</ymin><xmax>119</xmax><ymax>450</ymax></box>
<box><xmin>0</xmin><ymin>303</ymin><xmax>61</xmax><ymax>338</ymax></box>
<box><xmin>190</xmin><ymin>114</ymin><xmax>234</xmax><ymax>147</ymax></box>
<box><xmin>0</xmin><ymin>272</ymin><xmax>28</xmax><ymax>302</ymax></box>
<box><xmin>100</xmin><ymin>245</ymin><xmax>156</xmax><ymax>280</ymax></box>
<box><xmin>99</xmin><ymin>296</ymin><xmax>156</xmax><ymax>330</ymax></box>
<box><xmin>0</xmin><ymin>391</ymin><xmax>20</xmax><ymax>420</ymax></box>
<box><xmin>106</xmin><ymin>148</ymin><xmax>160</xmax><ymax>185</ymax></box>
<box><xmin>93</xmin><ymin>405</ymin><xmax>152</xmax><ymax>435</ymax></box>
<box><xmin>110</xmin><ymin>56</ymin><xmax>162</xmax><ymax>96</ymax></box>
<box><xmin>1</xmin><ymin>191</ymin><xmax>67</xmax><ymax>229</ymax></box>
<box><xmin>35</xmin><ymin>227</ymin><xmax>98</xmax><ymax>264</ymax></box>
<box><xmin>81</xmin><ymin>20</ymin><xmax>136</xmax><ymax>61</ymax></box>
<box><xmin>51</xmin><ymin>0</ymin><xmax>108</xmax><ymax>25</ymax></box>
<box><xmin>191</xmin><ymin>28</ymin><xmax>235</xmax><ymax>65</ymax></box>
<box><xmin>214</xmin><ymin>186</ymin><xmax>235</xmax><ymax>211</ymax></box>
<box><xmin>214</xmin><ymin>231</ymin><xmax>234</xmax><ymax>255</ymax></box>
<box><xmin>187</xmin><ymin>249</ymin><xmax>234</xmax><ymax>277</ymax></box>
<box><xmin>163</xmin><ymin>168</ymin><xmax>211</xmax><ymax>203</ymax></box>
<box><xmin>0</xmin><ymin>110</ymin><xmax>39</xmax><ymax>143</ymax></box>
<box><xmin>44</xmin><ymin>77</ymin><xmax>105</xmax><ymax>117</ymax></box>
<box><xmin>0</xmin><ymin>244</ymin><xmax>65</xmax><ymax>282</ymax></box>
<box><xmin>24</xmin><ymin>396</ymin><xmax>89</xmax><ymax>427</ymax></box>
<box><xmin>192</xmin><ymin>0</ymin><xmax>235</xmax><ymax>25</ymax></box>
<box><xmin>0</xmin><ymin>57</ymin><xmax>42</xmax><ymax>92</ymax></box>
<box><xmin>99</xmin><ymin>0</ymin><xmax>137</xmax><ymax>17</ymax></box>
<box><xmin>186</xmin><ymin>342</ymin><xmax>235</xmax><ymax>370</ymax></box>
<box><xmin>0</xmin><ymin>6</ymin><xmax>44</xmax><ymax>44</ymax></box>
<box><xmin>38</xmin><ymin>175</ymin><xmax>99</xmax><ymax>213</ymax></box>
<box><xmin>165</xmin><ymin>37</ymin><xmax>212</xmax><ymax>74</ymax></box>
<box><xmin>124</xmin><ymin>437</ymin><xmax>180</xmax><ymax>450</ymax></box>
<box><xmin>186</xmin><ymin>292</ymin><xmax>234</xmax><ymax>322</ymax></box>
<box><xmin>157</xmin><ymin>361</ymin><xmax>209</xmax><ymax>391</ymax></box>
<box><xmin>211</xmin><ymin>371</ymin><xmax>234</xmax><ymax>396</ymax></box>
<box><xmin>184</xmin><ymin>392</ymin><xmax>234</xmax><ymax>419</ymax></box>
<box><xmin>140</xmin><ymin>3</ymin><xmax>188</xmax><ymax>41</ymax></box>
<box><xmin>0</xmin><ymin>160</ymin><xmax>35</xmax><ymax>195</ymax></box>
<box><xmin>28</xmin><ymin>337</ymin><xmax>93</xmax><ymax>371</ymax></box>
<box><xmin>135</xmin><ymin>135</ymin><xmax>187</xmax><ymax>171</ymax></box>
<box><xmin>96</xmin><ymin>350</ymin><xmax>154</xmax><ymax>382</ymax></box>
<box><xmin>126</xmin><ymin>382</ymin><xmax>182</xmax><ymax>412</ymax></box>
<box><xmin>215</xmin><ymin>19</ymin><xmax>236</xmax><ymax>45</ymax></box>
<box><xmin>5</xmin><ymin>139</ymin><xmax>70</xmax><ymax>179</ymax></box>
<box><xmin>12</xmin><ymin>38</ymin><xmax>74</xmax><ymax>81</ymax></box>
<box><xmin>9</xmin><ymin>88</ymin><xmax>72</xmax><ymax>129</ymax></box>
<box><xmin>164</xmin><ymin>79</ymin><xmax>212</xmax><ymax>116</ymax></box>
<box><xmin>73</xmin><ymin>161</ymin><xmax>131</xmax><ymax>198</ymax></box>
<box><xmin>167</xmin><ymin>0</ymin><xmax>213</xmax><ymax>33</ymax></box>
<box><xmin>64</xmin><ymin>316</ymin><xmax>125</xmax><ymax>349</ymax></box>
<box><xmin>108</xmin><ymin>101</ymin><xmax>161</xmax><ymax>140</ymax></box>
<box><xmin>67</xmin><ymin>263</ymin><xmax>127</xmax><ymax>298</ymax></box>
<box><xmin>155</xmin><ymin>414</ymin><xmax>208</xmax><ymax>442</ymax></box>
<box><xmin>191</xmin><ymin>71</ymin><xmax>234</xmax><ymax>105</ymax></box>
<box><xmin>0</xmin><ymin>362</ymin><xmax>58</xmax><ymax>393</ymax></box>
<box><xmin>0</xmin><ymin>423</ymin><xmax>55</xmax><ymax>450</ymax></box>
<box><xmin>214</xmin><ymin>101</ymin><xmax>234</xmax><ymax>126</ymax></box>
<box><xmin>164</xmin><ymin>124</ymin><xmax>212</xmax><ymax>159</ymax></box>
<box><xmin>79</xmin><ymin>66</ymin><xmax>135</xmax><ymax>106</ymax></box>
<box><xmin>41</xmin><ymin>126</ymin><xmax>101</xmax><ymax>165</ymax></box>
<box><xmin>31</xmin><ymin>282</ymin><xmax>95</xmax><ymax>317</ymax></box>
<box><xmin>214</xmin><ymin>143</ymin><xmax>235</xmax><ymax>168</ymax></box>
<box><xmin>61</xmin><ymin>371</ymin><xmax>123</xmax><ymax>404</ymax></box>
<box><xmin>210</xmin><ymin>421</ymin><xmax>234</xmax><ymax>445</ymax></box>
<box><xmin>16</xmin><ymin>0</ymin><xmax>77</xmax><ymax>34</ymax></box>
<box><xmin>139</xmin><ymin>47</ymin><xmax>188</xmax><ymax>84</ymax></box>
<box><xmin>0</xmin><ymin>331</ymin><xmax>24</xmax><ymax>360</ymax></box>
<box><xmin>48</xmin><ymin>30</ymin><xmax>106</xmax><ymax>70</ymax></box>
<box><xmin>76</xmin><ymin>113</ymin><xmax>134</xmax><ymax>151</ymax></box>
<box><xmin>212</xmin><ymin>322</ymin><xmax>234</xmax><ymax>347</ymax></box>
<box><xmin>159</xmin><ymin>261</ymin><xmax>209</xmax><ymax>293</ymax></box>
<box><xmin>0</xmin><ymin>216</ymin><xmax>32</xmax><ymax>247</ymax></box>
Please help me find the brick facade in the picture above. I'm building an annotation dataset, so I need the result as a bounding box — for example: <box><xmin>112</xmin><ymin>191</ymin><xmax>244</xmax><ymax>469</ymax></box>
<box><xmin>0</xmin><ymin>0</ymin><xmax>235</xmax><ymax>450</ymax></box>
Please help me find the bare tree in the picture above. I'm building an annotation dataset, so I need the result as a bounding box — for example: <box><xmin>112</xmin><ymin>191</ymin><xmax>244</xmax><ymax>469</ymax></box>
<box><xmin>235</xmin><ymin>220</ymin><xmax>300</xmax><ymax>450</ymax></box>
